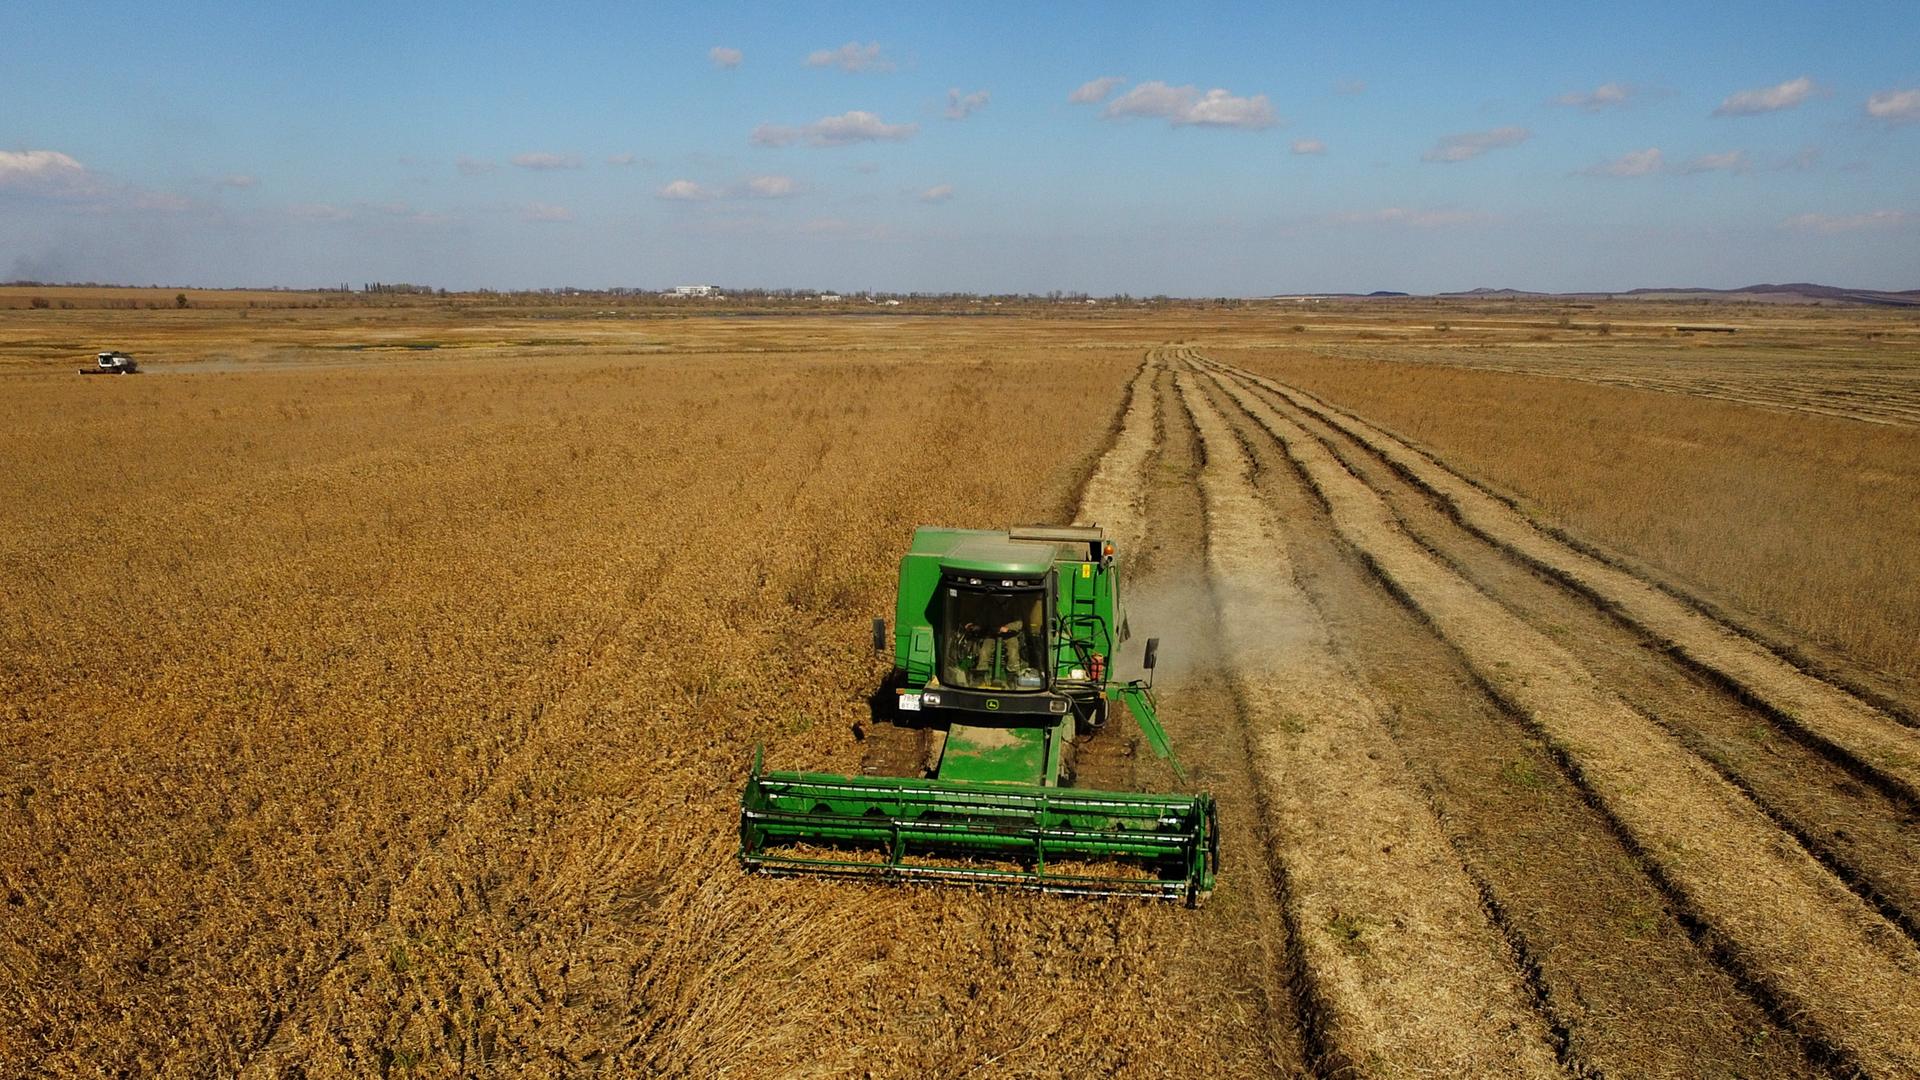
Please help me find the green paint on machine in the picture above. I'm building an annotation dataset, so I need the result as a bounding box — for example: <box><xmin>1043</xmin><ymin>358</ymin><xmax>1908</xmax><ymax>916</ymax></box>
<box><xmin>938</xmin><ymin>721</ymin><xmax>1061</xmax><ymax>786</ymax></box>
<box><xmin>739</xmin><ymin>525</ymin><xmax>1219</xmax><ymax>905</ymax></box>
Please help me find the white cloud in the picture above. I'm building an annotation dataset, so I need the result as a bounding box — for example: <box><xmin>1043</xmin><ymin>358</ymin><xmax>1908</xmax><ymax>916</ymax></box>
<box><xmin>1330</xmin><ymin>207</ymin><xmax>1488</xmax><ymax>228</ymax></box>
<box><xmin>512</xmin><ymin>152</ymin><xmax>582</xmax><ymax>170</ymax></box>
<box><xmin>456</xmin><ymin>156</ymin><xmax>496</xmax><ymax>176</ymax></box>
<box><xmin>1714</xmin><ymin>76</ymin><xmax>1816</xmax><ymax>116</ymax></box>
<box><xmin>709</xmin><ymin>46</ymin><xmax>742</xmax><ymax>69</ymax></box>
<box><xmin>1579</xmin><ymin>148</ymin><xmax>1750</xmax><ymax>178</ymax></box>
<box><xmin>1678</xmin><ymin>150</ymin><xmax>1750</xmax><ymax>174</ymax></box>
<box><xmin>806</xmin><ymin>42</ymin><xmax>894</xmax><ymax>74</ymax></box>
<box><xmin>1334</xmin><ymin>79</ymin><xmax>1367</xmax><ymax>96</ymax></box>
<box><xmin>744</xmin><ymin>175</ymin><xmax>799</xmax><ymax>198</ymax></box>
<box><xmin>752</xmin><ymin>111</ymin><xmax>919</xmax><ymax>148</ymax></box>
<box><xmin>1422</xmin><ymin>126</ymin><xmax>1530</xmax><ymax>163</ymax></box>
<box><xmin>651</xmin><ymin>175</ymin><xmax>807</xmax><ymax>201</ymax></box>
<box><xmin>606</xmin><ymin>153</ymin><xmax>640</xmax><ymax>167</ymax></box>
<box><xmin>1581</xmin><ymin>147</ymin><xmax>1664</xmax><ymax>177</ymax></box>
<box><xmin>1554</xmin><ymin>82</ymin><xmax>1632</xmax><ymax>111</ymax></box>
<box><xmin>1186</xmin><ymin>89</ymin><xmax>1280</xmax><ymax>129</ymax></box>
<box><xmin>0</xmin><ymin>149</ymin><xmax>88</xmax><ymax>189</ymax></box>
<box><xmin>1102</xmin><ymin>81</ymin><xmax>1278</xmax><ymax>130</ymax></box>
<box><xmin>1783</xmin><ymin>209</ymin><xmax>1914</xmax><ymax>233</ymax></box>
<box><xmin>658</xmin><ymin>179</ymin><xmax>716</xmax><ymax>201</ymax></box>
<box><xmin>521</xmin><ymin>202</ymin><xmax>573</xmax><ymax>223</ymax></box>
<box><xmin>1866</xmin><ymin>87</ymin><xmax>1920</xmax><ymax>123</ymax></box>
<box><xmin>216</xmin><ymin>174</ymin><xmax>258</xmax><ymax>189</ymax></box>
<box><xmin>946</xmin><ymin>88</ymin><xmax>990</xmax><ymax>120</ymax></box>
<box><xmin>750</xmin><ymin>124</ymin><xmax>797</xmax><ymax>148</ymax></box>
<box><xmin>1291</xmin><ymin>139</ymin><xmax>1326</xmax><ymax>155</ymax></box>
<box><xmin>0</xmin><ymin>148</ymin><xmax>233</xmax><ymax>217</ymax></box>
<box><xmin>918</xmin><ymin>184</ymin><xmax>954</xmax><ymax>203</ymax></box>
<box><xmin>1069</xmin><ymin>76</ymin><xmax>1124</xmax><ymax>104</ymax></box>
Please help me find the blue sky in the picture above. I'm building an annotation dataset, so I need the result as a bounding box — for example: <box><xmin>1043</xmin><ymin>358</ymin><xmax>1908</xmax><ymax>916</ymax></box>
<box><xmin>3</xmin><ymin>1</ymin><xmax>1917</xmax><ymax>293</ymax></box>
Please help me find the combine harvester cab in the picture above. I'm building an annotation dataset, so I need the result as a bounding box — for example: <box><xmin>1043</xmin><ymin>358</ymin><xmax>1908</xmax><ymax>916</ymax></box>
<box><xmin>740</xmin><ymin>525</ymin><xmax>1219</xmax><ymax>904</ymax></box>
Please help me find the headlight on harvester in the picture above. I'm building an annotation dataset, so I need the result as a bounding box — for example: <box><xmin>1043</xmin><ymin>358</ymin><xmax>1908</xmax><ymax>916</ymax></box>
<box><xmin>922</xmin><ymin>692</ymin><xmax>942</xmax><ymax>706</ymax></box>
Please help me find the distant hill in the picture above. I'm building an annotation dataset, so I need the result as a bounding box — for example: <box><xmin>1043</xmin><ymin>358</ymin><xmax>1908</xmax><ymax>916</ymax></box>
<box><xmin>1429</xmin><ymin>283</ymin><xmax>1920</xmax><ymax>307</ymax></box>
<box><xmin>1618</xmin><ymin>283</ymin><xmax>1920</xmax><ymax>307</ymax></box>
<box><xmin>1443</xmin><ymin>287</ymin><xmax>1551</xmax><ymax>299</ymax></box>
<box><xmin>1263</xmin><ymin>283</ymin><xmax>1916</xmax><ymax>306</ymax></box>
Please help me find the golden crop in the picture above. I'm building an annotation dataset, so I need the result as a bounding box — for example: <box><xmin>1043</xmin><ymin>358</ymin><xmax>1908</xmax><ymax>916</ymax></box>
<box><xmin>5</xmin><ymin>299</ymin><xmax>1915</xmax><ymax>1076</ymax></box>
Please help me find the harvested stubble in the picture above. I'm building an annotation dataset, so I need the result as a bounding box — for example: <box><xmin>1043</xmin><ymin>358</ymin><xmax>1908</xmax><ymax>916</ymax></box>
<box><xmin>1225</xmin><ymin>365</ymin><xmax>1920</xmax><ymax>802</ymax></box>
<box><xmin>1303</xmin><ymin>338</ymin><xmax>1920</xmax><ymax>428</ymax></box>
<box><xmin>1216</xmin><ymin>346</ymin><xmax>1920</xmax><ymax>689</ymax></box>
<box><xmin>0</xmin><ymin>340</ymin><xmax>1266</xmax><ymax>1077</ymax></box>
<box><xmin>1197</xmin><ymin>370</ymin><xmax>1821</xmax><ymax>1076</ymax></box>
<box><xmin>1208</xmin><ymin>361</ymin><xmax>1920</xmax><ymax>1077</ymax></box>
<box><xmin>1174</xmin><ymin>363</ymin><xmax>1561</xmax><ymax>1077</ymax></box>
<box><xmin>1215</xmin><ymin>358</ymin><xmax>1920</xmax><ymax>980</ymax></box>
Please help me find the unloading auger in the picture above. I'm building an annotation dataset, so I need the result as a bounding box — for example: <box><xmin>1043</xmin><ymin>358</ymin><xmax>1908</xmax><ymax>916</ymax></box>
<box><xmin>740</xmin><ymin>525</ymin><xmax>1218</xmax><ymax>904</ymax></box>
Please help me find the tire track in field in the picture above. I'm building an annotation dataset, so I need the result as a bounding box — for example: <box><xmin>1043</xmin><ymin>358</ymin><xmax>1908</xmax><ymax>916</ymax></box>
<box><xmin>1258</xmin><ymin>361</ymin><xmax>1920</xmax><ymax>723</ymax></box>
<box><xmin>1074</xmin><ymin>351</ymin><xmax>1158</xmax><ymax>557</ymax></box>
<box><xmin>1188</xmin><ymin>358</ymin><xmax>1820</xmax><ymax>1077</ymax></box>
<box><xmin>1214</xmin><ymin>364</ymin><xmax>1920</xmax><ymax>942</ymax></box>
<box><xmin>1077</xmin><ymin>349</ymin><xmax>1310</xmax><ymax>1077</ymax></box>
<box><xmin>1174</xmin><ymin>362</ymin><xmax>1566</xmax><ymax>1077</ymax></box>
<box><xmin>1197</xmin><ymin>356</ymin><xmax>1920</xmax><ymax>1077</ymax></box>
<box><xmin>1220</xmin><ymin>363</ymin><xmax>1920</xmax><ymax>785</ymax></box>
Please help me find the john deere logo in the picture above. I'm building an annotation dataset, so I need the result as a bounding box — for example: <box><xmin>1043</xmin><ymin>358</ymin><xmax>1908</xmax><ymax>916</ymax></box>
<box><xmin>985</xmin><ymin>699</ymin><xmax>1000</xmax><ymax>711</ymax></box>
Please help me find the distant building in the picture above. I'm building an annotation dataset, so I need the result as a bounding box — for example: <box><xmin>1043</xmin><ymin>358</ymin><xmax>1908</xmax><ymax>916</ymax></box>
<box><xmin>671</xmin><ymin>284</ymin><xmax>719</xmax><ymax>297</ymax></box>
<box><xmin>816</xmin><ymin>293</ymin><xmax>843</xmax><ymax>302</ymax></box>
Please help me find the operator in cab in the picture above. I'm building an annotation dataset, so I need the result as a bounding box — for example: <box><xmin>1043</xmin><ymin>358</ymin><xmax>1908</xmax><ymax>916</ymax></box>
<box><xmin>944</xmin><ymin>590</ymin><xmax>1047</xmax><ymax>691</ymax></box>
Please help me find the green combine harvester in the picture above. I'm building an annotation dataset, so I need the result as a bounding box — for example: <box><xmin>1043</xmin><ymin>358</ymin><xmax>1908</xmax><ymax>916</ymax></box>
<box><xmin>740</xmin><ymin>525</ymin><xmax>1218</xmax><ymax>904</ymax></box>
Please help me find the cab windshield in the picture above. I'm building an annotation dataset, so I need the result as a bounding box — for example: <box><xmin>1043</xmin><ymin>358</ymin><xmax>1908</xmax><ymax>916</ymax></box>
<box><xmin>938</xmin><ymin>584</ymin><xmax>1048</xmax><ymax>691</ymax></box>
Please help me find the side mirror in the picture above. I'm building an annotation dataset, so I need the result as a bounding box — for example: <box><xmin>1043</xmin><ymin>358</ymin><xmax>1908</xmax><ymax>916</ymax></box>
<box><xmin>871</xmin><ymin>618</ymin><xmax>888</xmax><ymax>653</ymax></box>
<box><xmin>1143</xmin><ymin>637</ymin><xmax>1160</xmax><ymax>671</ymax></box>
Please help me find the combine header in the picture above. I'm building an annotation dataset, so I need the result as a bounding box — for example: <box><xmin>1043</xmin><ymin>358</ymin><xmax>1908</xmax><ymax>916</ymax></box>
<box><xmin>740</xmin><ymin>525</ymin><xmax>1218</xmax><ymax>903</ymax></box>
